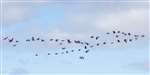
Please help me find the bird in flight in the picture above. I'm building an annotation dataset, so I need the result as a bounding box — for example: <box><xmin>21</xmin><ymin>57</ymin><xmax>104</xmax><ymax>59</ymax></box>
<box><xmin>1</xmin><ymin>30</ymin><xmax>145</xmax><ymax>60</ymax></box>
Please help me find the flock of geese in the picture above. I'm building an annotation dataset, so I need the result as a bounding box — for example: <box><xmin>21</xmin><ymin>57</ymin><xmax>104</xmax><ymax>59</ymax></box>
<box><xmin>1</xmin><ymin>30</ymin><xmax>145</xmax><ymax>60</ymax></box>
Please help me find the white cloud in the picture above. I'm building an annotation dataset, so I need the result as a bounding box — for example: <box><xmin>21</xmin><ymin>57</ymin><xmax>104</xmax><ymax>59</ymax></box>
<box><xmin>3</xmin><ymin>7</ymin><xmax>30</xmax><ymax>25</ymax></box>
<box><xmin>94</xmin><ymin>8</ymin><xmax>148</xmax><ymax>34</ymax></box>
<box><xmin>2</xmin><ymin>2</ymin><xmax>148</xmax><ymax>38</ymax></box>
<box><xmin>2</xmin><ymin>2</ymin><xmax>37</xmax><ymax>26</ymax></box>
<box><xmin>65</xmin><ymin>8</ymin><xmax>148</xmax><ymax>35</ymax></box>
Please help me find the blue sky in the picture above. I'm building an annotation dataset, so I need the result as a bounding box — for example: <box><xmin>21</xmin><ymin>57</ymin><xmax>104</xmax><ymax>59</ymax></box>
<box><xmin>1</xmin><ymin>0</ymin><xmax>149</xmax><ymax>75</ymax></box>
